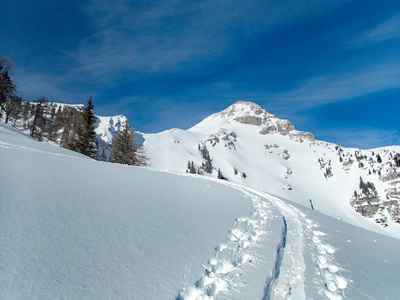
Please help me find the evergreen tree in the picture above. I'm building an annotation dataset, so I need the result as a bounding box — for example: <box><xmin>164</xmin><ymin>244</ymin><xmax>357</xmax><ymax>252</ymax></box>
<box><xmin>60</xmin><ymin>108</ymin><xmax>76</xmax><ymax>147</ymax></box>
<box><xmin>359</xmin><ymin>176</ymin><xmax>364</xmax><ymax>189</ymax></box>
<box><xmin>70</xmin><ymin>97</ymin><xmax>98</xmax><ymax>159</ymax></box>
<box><xmin>30</xmin><ymin>97</ymin><xmax>48</xmax><ymax>140</ymax></box>
<box><xmin>199</xmin><ymin>145</ymin><xmax>213</xmax><ymax>173</ymax></box>
<box><xmin>21</xmin><ymin>101</ymin><xmax>31</xmax><ymax>129</ymax></box>
<box><xmin>50</xmin><ymin>106</ymin><xmax>65</xmax><ymax>141</ymax></box>
<box><xmin>204</xmin><ymin>154</ymin><xmax>212</xmax><ymax>173</ymax></box>
<box><xmin>395</xmin><ymin>154</ymin><xmax>400</xmax><ymax>167</ymax></box>
<box><xmin>46</xmin><ymin>105</ymin><xmax>59</xmax><ymax>141</ymax></box>
<box><xmin>217</xmin><ymin>168</ymin><xmax>223</xmax><ymax>179</ymax></box>
<box><xmin>4</xmin><ymin>95</ymin><xmax>22</xmax><ymax>125</ymax></box>
<box><xmin>0</xmin><ymin>56</ymin><xmax>16</xmax><ymax>117</ymax></box>
<box><xmin>217</xmin><ymin>168</ymin><xmax>227</xmax><ymax>180</ymax></box>
<box><xmin>190</xmin><ymin>161</ymin><xmax>196</xmax><ymax>173</ymax></box>
<box><xmin>110</xmin><ymin>120</ymin><xmax>147</xmax><ymax>166</ymax></box>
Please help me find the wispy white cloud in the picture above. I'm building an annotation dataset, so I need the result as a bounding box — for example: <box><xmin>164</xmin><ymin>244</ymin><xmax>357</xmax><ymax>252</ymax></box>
<box><xmin>71</xmin><ymin>0</ymin><xmax>348</xmax><ymax>81</ymax></box>
<box><xmin>345</xmin><ymin>13</ymin><xmax>400</xmax><ymax>49</ymax></box>
<box><xmin>272</xmin><ymin>59</ymin><xmax>400</xmax><ymax>109</ymax></box>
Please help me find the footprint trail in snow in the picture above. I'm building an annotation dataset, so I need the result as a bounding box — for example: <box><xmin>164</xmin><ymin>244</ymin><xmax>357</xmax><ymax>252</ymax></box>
<box><xmin>304</xmin><ymin>218</ymin><xmax>348</xmax><ymax>300</ymax></box>
<box><xmin>177</xmin><ymin>191</ymin><xmax>273</xmax><ymax>299</ymax></box>
<box><xmin>175</xmin><ymin>179</ymin><xmax>349</xmax><ymax>300</ymax></box>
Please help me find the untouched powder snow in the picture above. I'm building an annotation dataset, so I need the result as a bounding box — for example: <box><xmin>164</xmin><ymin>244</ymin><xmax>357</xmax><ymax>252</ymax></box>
<box><xmin>1</xmin><ymin>121</ymin><xmax>400</xmax><ymax>299</ymax></box>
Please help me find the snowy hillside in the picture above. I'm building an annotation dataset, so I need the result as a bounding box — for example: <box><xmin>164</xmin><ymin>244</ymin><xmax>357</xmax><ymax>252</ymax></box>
<box><xmin>4</xmin><ymin>100</ymin><xmax>398</xmax><ymax>235</ymax></box>
<box><xmin>1</xmin><ymin>121</ymin><xmax>400</xmax><ymax>300</ymax></box>
<box><xmin>143</xmin><ymin>101</ymin><xmax>400</xmax><ymax>238</ymax></box>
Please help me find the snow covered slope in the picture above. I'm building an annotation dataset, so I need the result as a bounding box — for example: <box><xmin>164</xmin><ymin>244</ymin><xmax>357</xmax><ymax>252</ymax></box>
<box><xmin>143</xmin><ymin>101</ymin><xmax>400</xmax><ymax>238</ymax></box>
<box><xmin>1</xmin><ymin>121</ymin><xmax>400</xmax><ymax>300</ymax></box>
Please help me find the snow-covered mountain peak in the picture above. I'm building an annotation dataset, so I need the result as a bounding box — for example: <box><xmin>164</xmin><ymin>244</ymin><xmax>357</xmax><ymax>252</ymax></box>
<box><xmin>196</xmin><ymin>101</ymin><xmax>271</xmax><ymax>127</ymax></box>
<box><xmin>190</xmin><ymin>101</ymin><xmax>314</xmax><ymax>141</ymax></box>
<box><xmin>219</xmin><ymin>101</ymin><xmax>268</xmax><ymax>118</ymax></box>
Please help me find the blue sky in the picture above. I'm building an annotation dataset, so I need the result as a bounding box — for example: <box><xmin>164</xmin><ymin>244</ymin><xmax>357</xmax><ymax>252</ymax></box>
<box><xmin>2</xmin><ymin>0</ymin><xmax>399</xmax><ymax>148</ymax></box>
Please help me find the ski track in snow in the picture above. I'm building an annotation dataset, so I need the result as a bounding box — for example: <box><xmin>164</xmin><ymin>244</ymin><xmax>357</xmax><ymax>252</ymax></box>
<box><xmin>172</xmin><ymin>174</ymin><xmax>349</xmax><ymax>300</ymax></box>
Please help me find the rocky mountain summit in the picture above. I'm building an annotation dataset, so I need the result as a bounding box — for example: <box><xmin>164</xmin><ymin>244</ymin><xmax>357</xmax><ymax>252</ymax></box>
<box><xmin>193</xmin><ymin>101</ymin><xmax>315</xmax><ymax>141</ymax></box>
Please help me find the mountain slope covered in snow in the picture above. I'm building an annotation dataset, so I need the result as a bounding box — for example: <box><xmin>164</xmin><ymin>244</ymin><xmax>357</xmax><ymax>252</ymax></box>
<box><xmin>142</xmin><ymin>101</ymin><xmax>400</xmax><ymax>238</ymax></box>
<box><xmin>1</xmin><ymin>121</ymin><xmax>400</xmax><ymax>299</ymax></box>
<box><xmin>7</xmin><ymin>99</ymin><xmax>398</xmax><ymax>237</ymax></box>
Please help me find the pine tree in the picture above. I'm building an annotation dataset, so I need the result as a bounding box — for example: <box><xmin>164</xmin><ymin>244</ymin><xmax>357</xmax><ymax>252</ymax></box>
<box><xmin>190</xmin><ymin>161</ymin><xmax>196</xmax><ymax>173</ymax></box>
<box><xmin>201</xmin><ymin>152</ymin><xmax>212</xmax><ymax>173</ymax></box>
<box><xmin>110</xmin><ymin>120</ymin><xmax>147</xmax><ymax>166</ymax></box>
<box><xmin>359</xmin><ymin>176</ymin><xmax>364</xmax><ymax>190</ymax></box>
<box><xmin>217</xmin><ymin>168</ymin><xmax>227</xmax><ymax>180</ymax></box>
<box><xmin>61</xmin><ymin>108</ymin><xmax>76</xmax><ymax>148</ymax></box>
<box><xmin>46</xmin><ymin>105</ymin><xmax>59</xmax><ymax>141</ymax></box>
<box><xmin>395</xmin><ymin>154</ymin><xmax>400</xmax><ymax>167</ymax></box>
<box><xmin>70</xmin><ymin>97</ymin><xmax>98</xmax><ymax>159</ymax></box>
<box><xmin>217</xmin><ymin>168</ymin><xmax>223</xmax><ymax>179</ymax></box>
<box><xmin>21</xmin><ymin>101</ymin><xmax>31</xmax><ymax>129</ymax></box>
<box><xmin>30</xmin><ymin>97</ymin><xmax>48</xmax><ymax>140</ymax></box>
<box><xmin>51</xmin><ymin>106</ymin><xmax>65</xmax><ymax>141</ymax></box>
<box><xmin>0</xmin><ymin>56</ymin><xmax>16</xmax><ymax>117</ymax></box>
<box><xmin>4</xmin><ymin>95</ymin><xmax>22</xmax><ymax>125</ymax></box>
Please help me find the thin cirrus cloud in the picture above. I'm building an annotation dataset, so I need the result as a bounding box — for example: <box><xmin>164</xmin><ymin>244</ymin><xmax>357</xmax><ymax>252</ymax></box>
<box><xmin>345</xmin><ymin>13</ymin><xmax>400</xmax><ymax>49</ymax></box>
<box><xmin>72</xmin><ymin>0</ymin><xmax>348</xmax><ymax>81</ymax></box>
<box><xmin>272</xmin><ymin>59</ymin><xmax>400</xmax><ymax>109</ymax></box>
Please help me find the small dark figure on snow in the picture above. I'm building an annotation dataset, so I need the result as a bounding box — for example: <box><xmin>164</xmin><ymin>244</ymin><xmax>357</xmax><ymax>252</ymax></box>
<box><xmin>309</xmin><ymin>199</ymin><xmax>314</xmax><ymax>210</ymax></box>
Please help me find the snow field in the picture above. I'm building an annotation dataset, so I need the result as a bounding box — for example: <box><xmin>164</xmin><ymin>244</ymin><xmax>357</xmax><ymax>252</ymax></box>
<box><xmin>2</xmin><ymin>121</ymin><xmax>400</xmax><ymax>299</ymax></box>
<box><xmin>0</xmin><ymin>123</ymin><xmax>256</xmax><ymax>299</ymax></box>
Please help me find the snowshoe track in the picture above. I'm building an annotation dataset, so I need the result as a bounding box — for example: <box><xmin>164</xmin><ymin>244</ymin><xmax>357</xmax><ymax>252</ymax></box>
<box><xmin>177</xmin><ymin>191</ymin><xmax>273</xmax><ymax>299</ymax></box>
<box><xmin>304</xmin><ymin>218</ymin><xmax>348</xmax><ymax>299</ymax></box>
<box><xmin>172</xmin><ymin>177</ymin><xmax>349</xmax><ymax>300</ymax></box>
